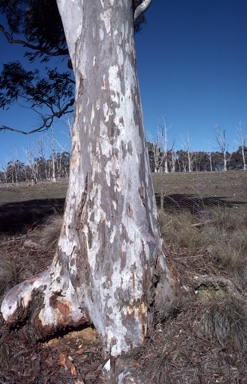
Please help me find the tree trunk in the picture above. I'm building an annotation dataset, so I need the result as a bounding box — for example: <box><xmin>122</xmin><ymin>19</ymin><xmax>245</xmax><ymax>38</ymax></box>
<box><xmin>1</xmin><ymin>0</ymin><xmax>171</xmax><ymax>357</ymax></box>
<box><xmin>223</xmin><ymin>154</ymin><xmax>227</xmax><ymax>171</ymax></box>
<box><xmin>241</xmin><ymin>145</ymin><xmax>246</xmax><ymax>170</ymax></box>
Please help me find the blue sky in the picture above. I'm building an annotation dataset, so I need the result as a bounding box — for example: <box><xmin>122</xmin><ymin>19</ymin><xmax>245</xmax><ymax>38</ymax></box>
<box><xmin>136</xmin><ymin>0</ymin><xmax>247</xmax><ymax>153</ymax></box>
<box><xmin>0</xmin><ymin>0</ymin><xmax>247</xmax><ymax>165</ymax></box>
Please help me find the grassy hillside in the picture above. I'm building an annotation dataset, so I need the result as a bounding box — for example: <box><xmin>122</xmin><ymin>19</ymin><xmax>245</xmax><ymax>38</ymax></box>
<box><xmin>0</xmin><ymin>171</ymin><xmax>247</xmax><ymax>382</ymax></box>
<box><xmin>152</xmin><ymin>170</ymin><xmax>247</xmax><ymax>204</ymax></box>
<box><xmin>1</xmin><ymin>170</ymin><xmax>246</xmax><ymax>206</ymax></box>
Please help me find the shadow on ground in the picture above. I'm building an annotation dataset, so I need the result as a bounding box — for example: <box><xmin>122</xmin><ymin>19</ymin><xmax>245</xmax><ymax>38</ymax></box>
<box><xmin>156</xmin><ymin>193</ymin><xmax>247</xmax><ymax>213</ymax></box>
<box><xmin>1</xmin><ymin>194</ymin><xmax>246</xmax><ymax>233</ymax></box>
<box><xmin>0</xmin><ymin>198</ymin><xmax>65</xmax><ymax>233</ymax></box>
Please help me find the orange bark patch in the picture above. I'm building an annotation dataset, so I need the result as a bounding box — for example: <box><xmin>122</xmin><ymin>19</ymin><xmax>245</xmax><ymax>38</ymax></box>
<box><xmin>54</xmin><ymin>301</ymin><xmax>71</xmax><ymax>316</ymax></box>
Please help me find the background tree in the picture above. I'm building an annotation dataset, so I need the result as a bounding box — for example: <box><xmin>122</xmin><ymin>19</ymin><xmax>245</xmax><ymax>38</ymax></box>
<box><xmin>147</xmin><ymin>117</ymin><xmax>172</xmax><ymax>174</ymax></box>
<box><xmin>157</xmin><ymin>117</ymin><xmax>169</xmax><ymax>174</ymax></box>
<box><xmin>169</xmin><ymin>140</ymin><xmax>177</xmax><ymax>173</ymax></box>
<box><xmin>193</xmin><ymin>151</ymin><xmax>210</xmax><ymax>172</ymax></box>
<box><xmin>182</xmin><ymin>132</ymin><xmax>194</xmax><ymax>172</ymax></box>
<box><xmin>230</xmin><ymin>145</ymin><xmax>247</xmax><ymax>170</ymax></box>
<box><xmin>1</xmin><ymin>0</ymin><xmax>172</xmax><ymax>369</ymax></box>
<box><xmin>147</xmin><ymin>137</ymin><xmax>162</xmax><ymax>172</ymax></box>
<box><xmin>0</xmin><ymin>160</ymin><xmax>8</xmax><ymax>182</ymax></box>
<box><xmin>214</xmin><ymin>127</ymin><xmax>230</xmax><ymax>171</ymax></box>
<box><xmin>236</xmin><ymin>122</ymin><xmax>246</xmax><ymax>170</ymax></box>
<box><xmin>206</xmin><ymin>139</ymin><xmax>213</xmax><ymax>172</ymax></box>
<box><xmin>155</xmin><ymin>117</ymin><xmax>170</xmax><ymax>208</ymax></box>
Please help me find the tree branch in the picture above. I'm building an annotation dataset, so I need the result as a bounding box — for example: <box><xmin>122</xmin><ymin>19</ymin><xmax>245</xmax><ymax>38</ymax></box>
<box><xmin>0</xmin><ymin>98</ymin><xmax>74</xmax><ymax>135</ymax></box>
<box><xmin>134</xmin><ymin>0</ymin><xmax>152</xmax><ymax>21</ymax></box>
<box><xmin>0</xmin><ymin>24</ymin><xmax>68</xmax><ymax>57</ymax></box>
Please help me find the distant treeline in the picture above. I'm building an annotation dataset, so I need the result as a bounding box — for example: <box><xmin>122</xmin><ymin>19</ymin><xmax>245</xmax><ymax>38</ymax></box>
<box><xmin>0</xmin><ymin>145</ymin><xmax>246</xmax><ymax>183</ymax></box>
<box><xmin>147</xmin><ymin>143</ymin><xmax>247</xmax><ymax>173</ymax></box>
<box><xmin>0</xmin><ymin>152</ymin><xmax>70</xmax><ymax>183</ymax></box>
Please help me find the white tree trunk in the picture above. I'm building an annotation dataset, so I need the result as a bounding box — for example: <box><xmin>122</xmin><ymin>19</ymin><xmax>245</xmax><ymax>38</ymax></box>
<box><xmin>241</xmin><ymin>145</ymin><xmax>246</xmax><ymax>170</ymax></box>
<box><xmin>209</xmin><ymin>153</ymin><xmax>213</xmax><ymax>172</ymax></box>
<box><xmin>223</xmin><ymin>154</ymin><xmax>227</xmax><ymax>171</ymax></box>
<box><xmin>236</xmin><ymin>123</ymin><xmax>246</xmax><ymax>170</ymax></box>
<box><xmin>1</xmin><ymin>0</ymin><xmax>171</xmax><ymax>358</ymax></box>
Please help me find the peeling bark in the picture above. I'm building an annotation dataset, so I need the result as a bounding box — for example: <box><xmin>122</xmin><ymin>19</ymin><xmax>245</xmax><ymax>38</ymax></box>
<box><xmin>1</xmin><ymin>0</ymin><xmax>171</xmax><ymax>357</ymax></box>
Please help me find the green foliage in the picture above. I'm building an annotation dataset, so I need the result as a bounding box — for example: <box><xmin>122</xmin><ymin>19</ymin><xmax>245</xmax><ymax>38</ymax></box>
<box><xmin>0</xmin><ymin>0</ymin><xmax>74</xmax><ymax>133</ymax></box>
<box><xmin>0</xmin><ymin>0</ymin><xmax>145</xmax><ymax>133</ymax></box>
<box><xmin>0</xmin><ymin>61</ymin><xmax>74</xmax><ymax>129</ymax></box>
<box><xmin>0</xmin><ymin>0</ymin><xmax>67</xmax><ymax>61</ymax></box>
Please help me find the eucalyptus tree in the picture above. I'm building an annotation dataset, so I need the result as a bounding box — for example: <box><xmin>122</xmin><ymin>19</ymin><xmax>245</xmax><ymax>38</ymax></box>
<box><xmin>1</xmin><ymin>0</ymin><xmax>172</xmax><ymax>362</ymax></box>
<box><xmin>214</xmin><ymin>127</ymin><xmax>229</xmax><ymax>172</ymax></box>
<box><xmin>236</xmin><ymin>122</ymin><xmax>246</xmax><ymax>170</ymax></box>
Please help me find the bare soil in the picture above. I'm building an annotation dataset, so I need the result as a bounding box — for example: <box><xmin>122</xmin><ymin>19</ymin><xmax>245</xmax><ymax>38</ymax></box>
<box><xmin>0</xmin><ymin>172</ymin><xmax>247</xmax><ymax>383</ymax></box>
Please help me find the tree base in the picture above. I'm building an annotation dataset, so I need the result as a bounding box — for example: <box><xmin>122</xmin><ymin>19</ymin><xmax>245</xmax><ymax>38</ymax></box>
<box><xmin>1</xmin><ymin>264</ymin><xmax>89</xmax><ymax>341</ymax></box>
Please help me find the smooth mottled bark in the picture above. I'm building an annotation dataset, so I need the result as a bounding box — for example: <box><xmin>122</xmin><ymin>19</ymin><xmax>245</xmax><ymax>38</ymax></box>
<box><xmin>1</xmin><ymin>1</ymin><xmax>171</xmax><ymax>357</ymax></box>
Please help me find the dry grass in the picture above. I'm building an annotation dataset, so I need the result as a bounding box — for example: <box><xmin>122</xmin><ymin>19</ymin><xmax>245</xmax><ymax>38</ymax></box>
<box><xmin>0</xmin><ymin>343</ymin><xmax>10</xmax><ymax>367</ymax></box>
<box><xmin>152</xmin><ymin>170</ymin><xmax>247</xmax><ymax>204</ymax></box>
<box><xmin>158</xmin><ymin>209</ymin><xmax>209</xmax><ymax>255</ymax></box>
<box><xmin>201</xmin><ymin>297</ymin><xmax>247</xmax><ymax>351</ymax></box>
<box><xmin>159</xmin><ymin>204</ymin><xmax>247</xmax><ymax>283</ymax></box>
<box><xmin>33</xmin><ymin>214</ymin><xmax>63</xmax><ymax>251</ymax></box>
<box><xmin>0</xmin><ymin>252</ymin><xmax>19</xmax><ymax>298</ymax></box>
<box><xmin>0</xmin><ymin>214</ymin><xmax>63</xmax><ymax>303</ymax></box>
<box><xmin>158</xmin><ymin>196</ymin><xmax>247</xmax><ymax>360</ymax></box>
<box><xmin>207</xmin><ymin>230</ymin><xmax>247</xmax><ymax>282</ymax></box>
<box><xmin>201</xmin><ymin>207</ymin><xmax>247</xmax><ymax>284</ymax></box>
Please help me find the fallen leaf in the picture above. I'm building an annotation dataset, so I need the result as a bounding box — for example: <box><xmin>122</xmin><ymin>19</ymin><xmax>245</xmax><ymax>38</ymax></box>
<box><xmin>57</xmin><ymin>351</ymin><xmax>77</xmax><ymax>376</ymax></box>
<box><xmin>70</xmin><ymin>362</ymin><xmax>77</xmax><ymax>376</ymax></box>
<box><xmin>58</xmin><ymin>352</ymin><xmax>68</xmax><ymax>368</ymax></box>
<box><xmin>75</xmin><ymin>348</ymin><xmax>85</xmax><ymax>355</ymax></box>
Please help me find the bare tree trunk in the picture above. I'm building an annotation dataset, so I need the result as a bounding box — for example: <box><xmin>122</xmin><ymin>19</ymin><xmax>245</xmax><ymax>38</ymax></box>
<box><xmin>157</xmin><ymin>117</ymin><xmax>169</xmax><ymax>174</ymax></box>
<box><xmin>215</xmin><ymin>127</ymin><xmax>228</xmax><ymax>172</ymax></box>
<box><xmin>223</xmin><ymin>155</ymin><xmax>227</xmax><ymax>172</ymax></box>
<box><xmin>183</xmin><ymin>133</ymin><xmax>193</xmax><ymax>172</ymax></box>
<box><xmin>1</xmin><ymin>1</ymin><xmax>171</xmax><ymax>358</ymax></box>
<box><xmin>171</xmin><ymin>152</ymin><xmax>176</xmax><ymax>173</ymax></box>
<box><xmin>209</xmin><ymin>152</ymin><xmax>213</xmax><ymax>172</ymax></box>
<box><xmin>241</xmin><ymin>145</ymin><xmax>246</xmax><ymax>170</ymax></box>
<box><xmin>236</xmin><ymin>122</ymin><xmax>246</xmax><ymax>170</ymax></box>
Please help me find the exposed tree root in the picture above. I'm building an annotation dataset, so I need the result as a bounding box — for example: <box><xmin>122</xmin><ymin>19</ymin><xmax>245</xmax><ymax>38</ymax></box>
<box><xmin>191</xmin><ymin>272</ymin><xmax>247</xmax><ymax>301</ymax></box>
<box><xmin>1</xmin><ymin>263</ymin><xmax>89</xmax><ymax>341</ymax></box>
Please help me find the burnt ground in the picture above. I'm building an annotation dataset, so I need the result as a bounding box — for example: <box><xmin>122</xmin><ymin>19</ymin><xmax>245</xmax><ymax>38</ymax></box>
<box><xmin>0</xmin><ymin>194</ymin><xmax>247</xmax><ymax>383</ymax></box>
